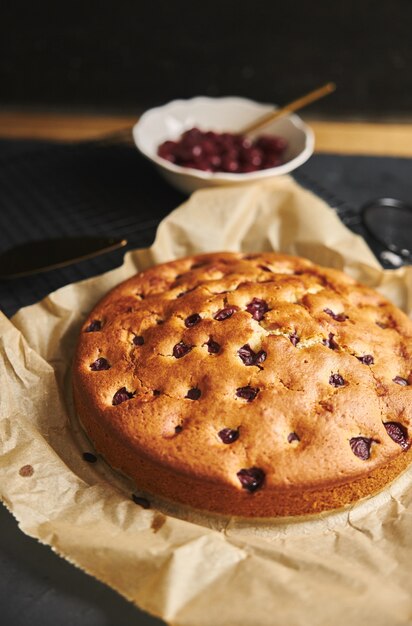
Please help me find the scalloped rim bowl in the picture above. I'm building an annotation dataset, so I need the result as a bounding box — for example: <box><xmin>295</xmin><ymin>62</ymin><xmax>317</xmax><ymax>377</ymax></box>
<box><xmin>133</xmin><ymin>96</ymin><xmax>315</xmax><ymax>194</ymax></box>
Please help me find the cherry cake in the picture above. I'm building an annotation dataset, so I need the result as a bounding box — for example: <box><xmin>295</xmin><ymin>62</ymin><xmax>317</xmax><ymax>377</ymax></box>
<box><xmin>72</xmin><ymin>252</ymin><xmax>412</xmax><ymax>517</ymax></box>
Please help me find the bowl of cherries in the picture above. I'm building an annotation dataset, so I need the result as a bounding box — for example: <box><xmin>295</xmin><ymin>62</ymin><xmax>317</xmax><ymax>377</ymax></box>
<box><xmin>133</xmin><ymin>96</ymin><xmax>314</xmax><ymax>194</ymax></box>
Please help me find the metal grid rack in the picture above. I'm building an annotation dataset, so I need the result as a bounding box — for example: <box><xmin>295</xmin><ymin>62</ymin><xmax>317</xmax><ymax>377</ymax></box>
<box><xmin>0</xmin><ymin>135</ymin><xmax>409</xmax><ymax>317</ymax></box>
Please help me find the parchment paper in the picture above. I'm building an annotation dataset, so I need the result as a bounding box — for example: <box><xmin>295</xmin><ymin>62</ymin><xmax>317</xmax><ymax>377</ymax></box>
<box><xmin>2</xmin><ymin>176</ymin><xmax>412</xmax><ymax>626</ymax></box>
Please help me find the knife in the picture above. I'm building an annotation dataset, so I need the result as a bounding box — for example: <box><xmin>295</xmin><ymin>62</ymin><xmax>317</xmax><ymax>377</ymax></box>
<box><xmin>0</xmin><ymin>236</ymin><xmax>128</xmax><ymax>279</ymax></box>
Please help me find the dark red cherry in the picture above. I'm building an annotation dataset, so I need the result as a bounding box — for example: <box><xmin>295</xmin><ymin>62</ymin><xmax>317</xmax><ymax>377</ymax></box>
<box><xmin>287</xmin><ymin>432</ymin><xmax>300</xmax><ymax>443</ymax></box>
<box><xmin>384</xmin><ymin>422</ymin><xmax>409</xmax><ymax>449</ymax></box>
<box><xmin>173</xmin><ymin>341</ymin><xmax>193</xmax><ymax>359</ymax></box>
<box><xmin>112</xmin><ymin>387</ymin><xmax>134</xmax><ymax>405</ymax></box>
<box><xmin>132</xmin><ymin>494</ymin><xmax>150</xmax><ymax>509</ymax></box>
<box><xmin>238</xmin><ymin>344</ymin><xmax>267</xmax><ymax>366</ymax></box>
<box><xmin>186</xmin><ymin>388</ymin><xmax>201</xmax><ymax>400</ymax></box>
<box><xmin>218</xmin><ymin>428</ymin><xmax>239</xmax><ymax>444</ymax></box>
<box><xmin>205</xmin><ymin>338</ymin><xmax>220</xmax><ymax>354</ymax></box>
<box><xmin>329</xmin><ymin>373</ymin><xmax>345</xmax><ymax>387</ymax></box>
<box><xmin>324</xmin><ymin>308</ymin><xmax>348</xmax><ymax>322</ymax></box>
<box><xmin>357</xmin><ymin>355</ymin><xmax>374</xmax><ymax>365</ymax></box>
<box><xmin>289</xmin><ymin>333</ymin><xmax>299</xmax><ymax>346</ymax></box>
<box><xmin>214</xmin><ymin>306</ymin><xmax>238</xmax><ymax>321</ymax></box>
<box><xmin>185</xmin><ymin>313</ymin><xmax>201</xmax><ymax>328</ymax></box>
<box><xmin>82</xmin><ymin>452</ymin><xmax>97</xmax><ymax>463</ymax></box>
<box><xmin>393</xmin><ymin>376</ymin><xmax>409</xmax><ymax>386</ymax></box>
<box><xmin>237</xmin><ymin>467</ymin><xmax>265</xmax><ymax>492</ymax></box>
<box><xmin>322</xmin><ymin>333</ymin><xmax>339</xmax><ymax>350</ymax></box>
<box><xmin>90</xmin><ymin>357</ymin><xmax>110</xmax><ymax>371</ymax></box>
<box><xmin>85</xmin><ymin>319</ymin><xmax>102</xmax><ymax>332</ymax></box>
<box><xmin>236</xmin><ymin>386</ymin><xmax>259</xmax><ymax>402</ymax></box>
<box><xmin>350</xmin><ymin>437</ymin><xmax>373</xmax><ymax>460</ymax></box>
<box><xmin>245</xmin><ymin>298</ymin><xmax>269</xmax><ymax>321</ymax></box>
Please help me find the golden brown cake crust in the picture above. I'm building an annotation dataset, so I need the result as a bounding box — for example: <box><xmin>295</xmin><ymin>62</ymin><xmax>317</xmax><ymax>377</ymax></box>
<box><xmin>72</xmin><ymin>252</ymin><xmax>412</xmax><ymax>517</ymax></box>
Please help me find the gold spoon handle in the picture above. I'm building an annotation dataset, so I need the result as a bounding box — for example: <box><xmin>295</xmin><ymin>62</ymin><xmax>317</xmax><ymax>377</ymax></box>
<box><xmin>241</xmin><ymin>82</ymin><xmax>336</xmax><ymax>135</ymax></box>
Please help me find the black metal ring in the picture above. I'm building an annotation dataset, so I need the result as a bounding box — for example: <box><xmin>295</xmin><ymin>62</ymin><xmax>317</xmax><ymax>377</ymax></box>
<box><xmin>361</xmin><ymin>197</ymin><xmax>412</xmax><ymax>258</ymax></box>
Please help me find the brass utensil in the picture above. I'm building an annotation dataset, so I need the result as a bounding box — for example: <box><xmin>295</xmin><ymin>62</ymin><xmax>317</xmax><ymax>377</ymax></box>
<box><xmin>241</xmin><ymin>82</ymin><xmax>336</xmax><ymax>135</ymax></box>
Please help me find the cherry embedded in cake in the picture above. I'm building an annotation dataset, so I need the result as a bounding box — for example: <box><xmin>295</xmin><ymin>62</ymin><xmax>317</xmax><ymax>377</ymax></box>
<box><xmin>218</xmin><ymin>428</ymin><xmax>240</xmax><ymax>444</ymax></box>
<box><xmin>73</xmin><ymin>251</ymin><xmax>412</xmax><ymax>517</ymax></box>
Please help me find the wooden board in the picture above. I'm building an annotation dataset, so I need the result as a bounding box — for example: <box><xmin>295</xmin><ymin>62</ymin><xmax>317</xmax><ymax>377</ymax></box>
<box><xmin>1</xmin><ymin>111</ymin><xmax>412</xmax><ymax>157</ymax></box>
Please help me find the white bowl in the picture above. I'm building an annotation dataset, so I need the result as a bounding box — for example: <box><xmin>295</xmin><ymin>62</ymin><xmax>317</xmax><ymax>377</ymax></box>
<box><xmin>133</xmin><ymin>96</ymin><xmax>315</xmax><ymax>195</ymax></box>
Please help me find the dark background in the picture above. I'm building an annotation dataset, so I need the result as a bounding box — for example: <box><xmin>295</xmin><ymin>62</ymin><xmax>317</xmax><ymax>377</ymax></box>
<box><xmin>1</xmin><ymin>0</ymin><xmax>412</xmax><ymax>118</ymax></box>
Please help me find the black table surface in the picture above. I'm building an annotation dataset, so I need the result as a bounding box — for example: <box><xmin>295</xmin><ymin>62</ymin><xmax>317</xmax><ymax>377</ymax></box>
<box><xmin>1</xmin><ymin>138</ymin><xmax>412</xmax><ymax>625</ymax></box>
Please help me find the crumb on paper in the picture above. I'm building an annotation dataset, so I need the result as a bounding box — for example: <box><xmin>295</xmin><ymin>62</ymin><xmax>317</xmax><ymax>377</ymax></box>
<box><xmin>19</xmin><ymin>464</ymin><xmax>34</xmax><ymax>477</ymax></box>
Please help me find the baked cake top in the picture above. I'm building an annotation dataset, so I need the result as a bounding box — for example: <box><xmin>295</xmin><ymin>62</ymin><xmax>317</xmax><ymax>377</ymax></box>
<box><xmin>74</xmin><ymin>252</ymin><xmax>412</xmax><ymax>498</ymax></box>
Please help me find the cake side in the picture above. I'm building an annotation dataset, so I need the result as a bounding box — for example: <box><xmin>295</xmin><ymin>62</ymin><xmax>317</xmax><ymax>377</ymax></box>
<box><xmin>72</xmin><ymin>252</ymin><xmax>412</xmax><ymax>516</ymax></box>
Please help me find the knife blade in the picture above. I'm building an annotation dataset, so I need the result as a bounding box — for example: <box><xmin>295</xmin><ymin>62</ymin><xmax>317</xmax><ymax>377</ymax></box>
<box><xmin>0</xmin><ymin>236</ymin><xmax>128</xmax><ymax>279</ymax></box>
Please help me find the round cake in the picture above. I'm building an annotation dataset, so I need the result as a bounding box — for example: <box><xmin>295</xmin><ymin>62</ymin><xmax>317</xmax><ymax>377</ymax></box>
<box><xmin>72</xmin><ymin>252</ymin><xmax>412</xmax><ymax>517</ymax></box>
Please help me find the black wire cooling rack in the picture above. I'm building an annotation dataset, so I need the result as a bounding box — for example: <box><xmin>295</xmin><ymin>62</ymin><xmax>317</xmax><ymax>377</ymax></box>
<box><xmin>0</xmin><ymin>134</ymin><xmax>186</xmax><ymax>316</ymax></box>
<box><xmin>0</xmin><ymin>133</ymin><xmax>410</xmax><ymax>317</ymax></box>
